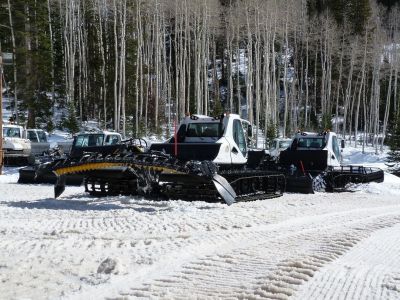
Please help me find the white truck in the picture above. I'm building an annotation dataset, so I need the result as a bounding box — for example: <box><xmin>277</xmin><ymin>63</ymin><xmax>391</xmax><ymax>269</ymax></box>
<box><xmin>24</xmin><ymin>129</ymin><xmax>50</xmax><ymax>156</ymax></box>
<box><xmin>2</xmin><ymin>124</ymin><xmax>32</xmax><ymax>165</ymax></box>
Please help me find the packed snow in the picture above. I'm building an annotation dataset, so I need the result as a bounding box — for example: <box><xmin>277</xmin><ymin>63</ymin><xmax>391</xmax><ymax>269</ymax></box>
<box><xmin>1</xmin><ymin>145</ymin><xmax>400</xmax><ymax>299</ymax></box>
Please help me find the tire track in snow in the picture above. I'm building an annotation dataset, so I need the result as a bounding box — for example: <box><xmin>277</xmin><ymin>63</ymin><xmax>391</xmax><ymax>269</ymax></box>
<box><xmin>71</xmin><ymin>207</ymin><xmax>400</xmax><ymax>299</ymax></box>
<box><xmin>294</xmin><ymin>223</ymin><xmax>400</xmax><ymax>300</ymax></box>
<box><xmin>1</xmin><ymin>190</ymin><xmax>400</xmax><ymax>299</ymax></box>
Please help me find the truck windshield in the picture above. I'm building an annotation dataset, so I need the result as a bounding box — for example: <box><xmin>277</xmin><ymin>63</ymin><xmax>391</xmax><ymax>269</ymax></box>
<box><xmin>74</xmin><ymin>134</ymin><xmax>104</xmax><ymax>147</ymax></box>
<box><xmin>3</xmin><ymin>127</ymin><xmax>21</xmax><ymax>138</ymax></box>
<box><xmin>186</xmin><ymin>123</ymin><xmax>222</xmax><ymax>138</ymax></box>
<box><xmin>297</xmin><ymin>137</ymin><xmax>325</xmax><ymax>149</ymax></box>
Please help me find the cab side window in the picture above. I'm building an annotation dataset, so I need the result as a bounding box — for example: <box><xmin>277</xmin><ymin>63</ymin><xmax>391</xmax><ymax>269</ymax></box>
<box><xmin>332</xmin><ymin>136</ymin><xmax>341</xmax><ymax>159</ymax></box>
<box><xmin>27</xmin><ymin>131</ymin><xmax>38</xmax><ymax>142</ymax></box>
<box><xmin>105</xmin><ymin>135</ymin><xmax>120</xmax><ymax>145</ymax></box>
<box><xmin>233</xmin><ymin>119</ymin><xmax>247</xmax><ymax>156</ymax></box>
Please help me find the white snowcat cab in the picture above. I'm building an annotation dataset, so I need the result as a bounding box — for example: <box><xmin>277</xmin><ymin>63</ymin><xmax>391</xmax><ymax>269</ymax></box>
<box><xmin>287</xmin><ymin>131</ymin><xmax>343</xmax><ymax>168</ymax></box>
<box><xmin>156</xmin><ymin>113</ymin><xmax>253</xmax><ymax>165</ymax></box>
<box><xmin>280</xmin><ymin>130</ymin><xmax>383</xmax><ymax>193</ymax></box>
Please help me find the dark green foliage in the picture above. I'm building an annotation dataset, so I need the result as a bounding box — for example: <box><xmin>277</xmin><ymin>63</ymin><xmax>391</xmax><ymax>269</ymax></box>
<box><xmin>266</xmin><ymin>121</ymin><xmax>278</xmax><ymax>148</ymax></box>
<box><xmin>219</xmin><ymin>0</ymin><xmax>238</xmax><ymax>6</ymax></box>
<box><xmin>63</xmin><ymin>103</ymin><xmax>80</xmax><ymax>134</ymax></box>
<box><xmin>346</xmin><ymin>0</ymin><xmax>371</xmax><ymax>35</ymax></box>
<box><xmin>1</xmin><ymin>0</ymin><xmax>57</xmax><ymax>127</ymax></box>
<box><xmin>212</xmin><ymin>99</ymin><xmax>224</xmax><ymax>117</ymax></box>
<box><xmin>307</xmin><ymin>0</ymin><xmax>371</xmax><ymax>34</ymax></box>
<box><xmin>46</xmin><ymin>120</ymin><xmax>55</xmax><ymax>133</ymax></box>
<box><xmin>388</xmin><ymin>116</ymin><xmax>400</xmax><ymax>163</ymax></box>
<box><xmin>378</xmin><ymin>0</ymin><xmax>400</xmax><ymax>8</ymax></box>
<box><xmin>321</xmin><ymin>113</ymin><xmax>333</xmax><ymax>131</ymax></box>
<box><xmin>309</xmin><ymin>112</ymin><xmax>319</xmax><ymax>131</ymax></box>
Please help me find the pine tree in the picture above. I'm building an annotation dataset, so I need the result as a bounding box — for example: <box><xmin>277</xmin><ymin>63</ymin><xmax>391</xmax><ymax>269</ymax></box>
<box><xmin>64</xmin><ymin>103</ymin><xmax>80</xmax><ymax>133</ymax></box>
<box><xmin>346</xmin><ymin>0</ymin><xmax>371</xmax><ymax>35</ymax></box>
<box><xmin>266</xmin><ymin>121</ymin><xmax>278</xmax><ymax>149</ymax></box>
<box><xmin>388</xmin><ymin>116</ymin><xmax>400</xmax><ymax>163</ymax></box>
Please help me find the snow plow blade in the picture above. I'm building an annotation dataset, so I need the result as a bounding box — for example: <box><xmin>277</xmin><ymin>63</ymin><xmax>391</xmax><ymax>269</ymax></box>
<box><xmin>212</xmin><ymin>174</ymin><xmax>237</xmax><ymax>205</ymax></box>
<box><xmin>54</xmin><ymin>175</ymin><xmax>66</xmax><ymax>198</ymax></box>
<box><xmin>18</xmin><ymin>164</ymin><xmax>83</xmax><ymax>185</ymax></box>
<box><xmin>17</xmin><ymin>166</ymin><xmax>37</xmax><ymax>184</ymax></box>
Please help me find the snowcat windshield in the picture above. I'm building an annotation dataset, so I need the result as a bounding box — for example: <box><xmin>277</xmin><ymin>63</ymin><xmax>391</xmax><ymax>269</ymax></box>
<box><xmin>186</xmin><ymin>123</ymin><xmax>222</xmax><ymax>138</ymax></box>
<box><xmin>297</xmin><ymin>137</ymin><xmax>325</xmax><ymax>149</ymax></box>
<box><xmin>279</xmin><ymin>141</ymin><xmax>291</xmax><ymax>149</ymax></box>
<box><xmin>74</xmin><ymin>134</ymin><xmax>104</xmax><ymax>147</ymax></box>
<box><xmin>3</xmin><ymin>127</ymin><xmax>21</xmax><ymax>138</ymax></box>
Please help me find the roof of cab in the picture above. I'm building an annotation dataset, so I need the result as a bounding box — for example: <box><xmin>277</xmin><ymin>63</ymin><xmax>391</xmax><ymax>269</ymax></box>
<box><xmin>2</xmin><ymin>124</ymin><xmax>23</xmax><ymax>129</ymax></box>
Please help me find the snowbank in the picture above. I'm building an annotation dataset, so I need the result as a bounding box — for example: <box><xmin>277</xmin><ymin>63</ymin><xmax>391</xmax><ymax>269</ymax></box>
<box><xmin>0</xmin><ymin>145</ymin><xmax>400</xmax><ymax>299</ymax></box>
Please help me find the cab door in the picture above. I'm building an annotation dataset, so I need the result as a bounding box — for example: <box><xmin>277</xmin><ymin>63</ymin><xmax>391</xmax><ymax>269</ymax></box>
<box><xmin>330</xmin><ymin>135</ymin><xmax>342</xmax><ymax>166</ymax></box>
<box><xmin>230</xmin><ymin>119</ymin><xmax>247</xmax><ymax>164</ymax></box>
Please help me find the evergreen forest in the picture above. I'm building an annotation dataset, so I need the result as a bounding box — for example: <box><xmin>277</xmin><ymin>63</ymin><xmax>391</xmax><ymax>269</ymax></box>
<box><xmin>1</xmin><ymin>0</ymin><xmax>400</xmax><ymax>151</ymax></box>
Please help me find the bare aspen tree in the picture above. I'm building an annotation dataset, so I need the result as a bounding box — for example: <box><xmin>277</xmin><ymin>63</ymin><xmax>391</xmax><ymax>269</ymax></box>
<box><xmin>112</xmin><ymin>0</ymin><xmax>119</xmax><ymax>131</ymax></box>
<box><xmin>254</xmin><ymin>1</ymin><xmax>261</xmax><ymax>147</ymax></box>
<box><xmin>47</xmin><ymin>0</ymin><xmax>56</xmax><ymax>117</ymax></box>
<box><xmin>236</xmin><ymin>18</ymin><xmax>241</xmax><ymax>116</ymax></box>
<box><xmin>7</xmin><ymin>0</ymin><xmax>18</xmax><ymax>123</ymax></box>
<box><xmin>354</xmin><ymin>27</ymin><xmax>369</xmax><ymax>148</ymax></box>
<box><xmin>380</xmin><ymin>22</ymin><xmax>396</xmax><ymax>151</ymax></box>
<box><xmin>334</xmin><ymin>32</ymin><xmax>345</xmax><ymax>133</ymax></box>
<box><xmin>244</xmin><ymin>1</ymin><xmax>254</xmax><ymax>126</ymax></box>
<box><xmin>226</xmin><ymin>3</ymin><xmax>234</xmax><ymax>112</ymax></box>
<box><xmin>282</xmin><ymin>4</ymin><xmax>289</xmax><ymax>137</ymax></box>
<box><xmin>120</xmin><ymin>0</ymin><xmax>127</xmax><ymax>136</ymax></box>
<box><xmin>96</xmin><ymin>0</ymin><xmax>107</xmax><ymax>128</ymax></box>
<box><xmin>343</xmin><ymin>41</ymin><xmax>356</xmax><ymax>141</ymax></box>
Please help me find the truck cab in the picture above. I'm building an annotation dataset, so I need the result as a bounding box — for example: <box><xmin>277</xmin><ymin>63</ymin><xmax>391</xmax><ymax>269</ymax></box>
<box><xmin>151</xmin><ymin>114</ymin><xmax>253</xmax><ymax>165</ymax></box>
<box><xmin>24</xmin><ymin>129</ymin><xmax>50</xmax><ymax>156</ymax></box>
<box><xmin>2</xmin><ymin>124</ymin><xmax>32</xmax><ymax>163</ymax></box>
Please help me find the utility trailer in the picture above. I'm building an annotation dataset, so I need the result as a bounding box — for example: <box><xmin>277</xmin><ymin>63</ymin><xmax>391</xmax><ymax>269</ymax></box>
<box><xmin>279</xmin><ymin>131</ymin><xmax>384</xmax><ymax>193</ymax></box>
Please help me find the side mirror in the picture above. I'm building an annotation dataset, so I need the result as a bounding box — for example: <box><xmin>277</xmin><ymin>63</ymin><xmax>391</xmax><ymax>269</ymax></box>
<box><xmin>247</xmin><ymin>125</ymin><xmax>253</xmax><ymax>138</ymax></box>
<box><xmin>341</xmin><ymin>139</ymin><xmax>345</xmax><ymax>149</ymax></box>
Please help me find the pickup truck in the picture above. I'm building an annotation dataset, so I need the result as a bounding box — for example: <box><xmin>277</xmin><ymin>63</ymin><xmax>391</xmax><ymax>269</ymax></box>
<box><xmin>24</xmin><ymin>129</ymin><xmax>50</xmax><ymax>156</ymax></box>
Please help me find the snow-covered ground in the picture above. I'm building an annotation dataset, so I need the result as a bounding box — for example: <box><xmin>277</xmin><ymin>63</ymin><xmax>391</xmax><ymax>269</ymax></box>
<box><xmin>1</xmin><ymin>146</ymin><xmax>400</xmax><ymax>299</ymax></box>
